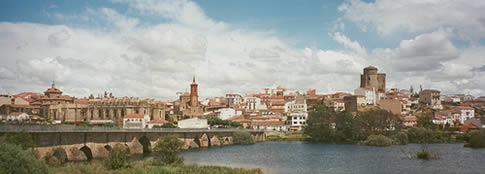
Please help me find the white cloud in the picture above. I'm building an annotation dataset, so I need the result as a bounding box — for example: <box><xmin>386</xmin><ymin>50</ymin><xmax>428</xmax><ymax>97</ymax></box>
<box><xmin>339</xmin><ymin>0</ymin><xmax>485</xmax><ymax>41</ymax></box>
<box><xmin>332</xmin><ymin>32</ymin><xmax>367</xmax><ymax>56</ymax></box>
<box><xmin>1</xmin><ymin>0</ymin><xmax>484</xmax><ymax>99</ymax></box>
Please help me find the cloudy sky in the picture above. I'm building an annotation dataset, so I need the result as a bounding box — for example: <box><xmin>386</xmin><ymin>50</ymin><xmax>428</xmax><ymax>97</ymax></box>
<box><xmin>1</xmin><ymin>0</ymin><xmax>485</xmax><ymax>100</ymax></box>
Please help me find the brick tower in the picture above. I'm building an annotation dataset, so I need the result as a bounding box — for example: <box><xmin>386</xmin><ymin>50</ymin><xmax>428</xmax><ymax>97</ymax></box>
<box><xmin>190</xmin><ymin>76</ymin><xmax>198</xmax><ymax>107</ymax></box>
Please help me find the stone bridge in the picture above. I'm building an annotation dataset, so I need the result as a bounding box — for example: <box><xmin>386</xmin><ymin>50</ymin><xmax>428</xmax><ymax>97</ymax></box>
<box><xmin>0</xmin><ymin>126</ymin><xmax>265</xmax><ymax>161</ymax></box>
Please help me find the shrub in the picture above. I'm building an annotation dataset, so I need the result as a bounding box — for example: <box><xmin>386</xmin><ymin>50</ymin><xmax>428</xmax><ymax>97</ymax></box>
<box><xmin>416</xmin><ymin>151</ymin><xmax>430</xmax><ymax>160</ymax></box>
<box><xmin>155</xmin><ymin>123</ymin><xmax>176</xmax><ymax>128</ymax></box>
<box><xmin>153</xmin><ymin>135</ymin><xmax>184</xmax><ymax>165</ymax></box>
<box><xmin>104</xmin><ymin>144</ymin><xmax>130</xmax><ymax>169</ymax></box>
<box><xmin>53</xmin><ymin>147</ymin><xmax>68</xmax><ymax>164</ymax></box>
<box><xmin>0</xmin><ymin>143</ymin><xmax>48</xmax><ymax>174</ymax></box>
<box><xmin>391</xmin><ymin>132</ymin><xmax>409</xmax><ymax>145</ymax></box>
<box><xmin>361</xmin><ymin>135</ymin><xmax>393</xmax><ymax>146</ymax></box>
<box><xmin>407</xmin><ymin>127</ymin><xmax>445</xmax><ymax>144</ymax></box>
<box><xmin>45</xmin><ymin>147</ymin><xmax>67</xmax><ymax>166</ymax></box>
<box><xmin>233</xmin><ymin>132</ymin><xmax>256</xmax><ymax>145</ymax></box>
<box><xmin>465</xmin><ymin>131</ymin><xmax>485</xmax><ymax>148</ymax></box>
<box><xmin>4</xmin><ymin>131</ymin><xmax>34</xmax><ymax>150</ymax></box>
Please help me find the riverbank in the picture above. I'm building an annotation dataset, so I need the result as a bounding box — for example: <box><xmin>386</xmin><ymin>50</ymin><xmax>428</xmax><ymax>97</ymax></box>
<box><xmin>49</xmin><ymin>161</ymin><xmax>263</xmax><ymax>174</ymax></box>
<box><xmin>266</xmin><ymin>132</ymin><xmax>309</xmax><ymax>141</ymax></box>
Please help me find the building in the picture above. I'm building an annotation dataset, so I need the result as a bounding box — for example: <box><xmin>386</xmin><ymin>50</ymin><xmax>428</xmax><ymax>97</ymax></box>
<box><xmin>379</xmin><ymin>99</ymin><xmax>402</xmax><ymax>115</ymax></box>
<box><xmin>0</xmin><ymin>95</ymin><xmax>11</xmax><ymax>107</ymax></box>
<box><xmin>214</xmin><ymin>108</ymin><xmax>242</xmax><ymax>120</ymax></box>
<box><xmin>456</xmin><ymin>106</ymin><xmax>475</xmax><ymax>124</ymax></box>
<box><xmin>360</xmin><ymin>66</ymin><xmax>386</xmax><ymax>92</ymax></box>
<box><xmin>226</xmin><ymin>94</ymin><xmax>243</xmax><ymax>106</ymax></box>
<box><xmin>147</xmin><ymin>120</ymin><xmax>169</xmax><ymax>128</ymax></box>
<box><xmin>402</xmin><ymin>116</ymin><xmax>417</xmax><ymax>127</ymax></box>
<box><xmin>354</xmin><ymin>88</ymin><xmax>377</xmax><ymax>105</ymax></box>
<box><xmin>173</xmin><ymin>77</ymin><xmax>205</xmax><ymax>119</ymax></box>
<box><xmin>344</xmin><ymin>96</ymin><xmax>358</xmax><ymax>112</ymax></box>
<box><xmin>419</xmin><ymin>89</ymin><xmax>442</xmax><ymax>109</ymax></box>
<box><xmin>285</xmin><ymin>96</ymin><xmax>308</xmax><ymax>131</ymax></box>
<box><xmin>178</xmin><ymin>117</ymin><xmax>209</xmax><ymax>129</ymax></box>
<box><xmin>244</xmin><ymin>97</ymin><xmax>268</xmax><ymax>111</ymax></box>
<box><xmin>31</xmin><ymin>81</ymin><xmax>76</xmax><ymax>120</ymax></box>
<box><xmin>250</xmin><ymin>121</ymin><xmax>287</xmax><ymax>131</ymax></box>
<box><xmin>325</xmin><ymin>98</ymin><xmax>345</xmax><ymax>111</ymax></box>
<box><xmin>190</xmin><ymin>76</ymin><xmax>198</xmax><ymax>108</ymax></box>
<box><xmin>464</xmin><ymin>118</ymin><xmax>485</xmax><ymax>129</ymax></box>
<box><xmin>123</xmin><ymin>114</ymin><xmax>150</xmax><ymax>129</ymax></box>
<box><xmin>250</xmin><ymin>115</ymin><xmax>287</xmax><ymax>131</ymax></box>
<box><xmin>6</xmin><ymin>112</ymin><xmax>29</xmax><ymax>122</ymax></box>
<box><xmin>0</xmin><ymin>104</ymin><xmax>41</xmax><ymax>116</ymax></box>
<box><xmin>443</xmin><ymin>96</ymin><xmax>461</xmax><ymax>103</ymax></box>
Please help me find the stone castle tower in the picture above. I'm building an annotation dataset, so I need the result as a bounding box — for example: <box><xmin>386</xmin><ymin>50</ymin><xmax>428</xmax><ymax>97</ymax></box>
<box><xmin>190</xmin><ymin>76</ymin><xmax>198</xmax><ymax>107</ymax></box>
<box><xmin>360</xmin><ymin>66</ymin><xmax>386</xmax><ymax>92</ymax></box>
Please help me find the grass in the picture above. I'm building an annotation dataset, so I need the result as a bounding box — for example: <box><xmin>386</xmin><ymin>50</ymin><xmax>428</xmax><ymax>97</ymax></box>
<box><xmin>266</xmin><ymin>132</ymin><xmax>309</xmax><ymax>141</ymax></box>
<box><xmin>49</xmin><ymin>161</ymin><xmax>263</xmax><ymax>174</ymax></box>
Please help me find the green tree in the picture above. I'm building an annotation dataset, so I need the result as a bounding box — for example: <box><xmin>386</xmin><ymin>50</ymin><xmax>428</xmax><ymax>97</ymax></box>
<box><xmin>303</xmin><ymin>104</ymin><xmax>336</xmax><ymax>143</ymax></box>
<box><xmin>357</xmin><ymin>109</ymin><xmax>402</xmax><ymax>135</ymax></box>
<box><xmin>153</xmin><ymin>135</ymin><xmax>184</xmax><ymax>165</ymax></box>
<box><xmin>0</xmin><ymin>143</ymin><xmax>48</xmax><ymax>174</ymax></box>
<box><xmin>104</xmin><ymin>144</ymin><xmax>130</xmax><ymax>169</ymax></box>
<box><xmin>417</xmin><ymin>116</ymin><xmax>437</xmax><ymax>129</ymax></box>
<box><xmin>334</xmin><ymin>111</ymin><xmax>357</xmax><ymax>143</ymax></box>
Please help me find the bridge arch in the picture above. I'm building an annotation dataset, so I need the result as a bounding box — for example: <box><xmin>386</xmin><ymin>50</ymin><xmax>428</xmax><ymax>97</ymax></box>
<box><xmin>139</xmin><ymin>136</ymin><xmax>151</xmax><ymax>154</ymax></box>
<box><xmin>104</xmin><ymin>145</ymin><xmax>113</xmax><ymax>153</ymax></box>
<box><xmin>194</xmin><ymin>137</ymin><xmax>201</xmax><ymax>146</ymax></box>
<box><xmin>80</xmin><ymin>145</ymin><xmax>93</xmax><ymax>161</ymax></box>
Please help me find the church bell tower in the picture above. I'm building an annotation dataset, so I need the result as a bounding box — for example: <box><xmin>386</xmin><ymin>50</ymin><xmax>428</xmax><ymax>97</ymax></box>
<box><xmin>190</xmin><ymin>76</ymin><xmax>198</xmax><ymax>107</ymax></box>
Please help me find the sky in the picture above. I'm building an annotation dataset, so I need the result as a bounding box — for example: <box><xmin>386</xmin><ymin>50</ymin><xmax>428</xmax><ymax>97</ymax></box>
<box><xmin>1</xmin><ymin>0</ymin><xmax>485</xmax><ymax>100</ymax></box>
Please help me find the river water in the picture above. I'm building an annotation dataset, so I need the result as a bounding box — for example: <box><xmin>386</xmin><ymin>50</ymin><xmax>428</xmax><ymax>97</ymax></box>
<box><xmin>178</xmin><ymin>141</ymin><xmax>485</xmax><ymax>174</ymax></box>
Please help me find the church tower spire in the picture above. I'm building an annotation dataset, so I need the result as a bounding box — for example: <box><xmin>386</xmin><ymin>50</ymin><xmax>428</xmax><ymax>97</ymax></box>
<box><xmin>190</xmin><ymin>75</ymin><xmax>198</xmax><ymax>107</ymax></box>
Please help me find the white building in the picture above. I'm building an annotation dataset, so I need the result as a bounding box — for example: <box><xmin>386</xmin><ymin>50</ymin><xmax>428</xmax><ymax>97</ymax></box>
<box><xmin>147</xmin><ymin>120</ymin><xmax>169</xmax><ymax>128</ymax></box>
<box><xmin>123</xmin><ymin>114</ymin><xmax>150</xmax><ymax>129</ymax></box>
<box><xmin>354</xmin><ymin>88</ymin><xmax>377</xmax><ymax>105</ymax></box>
<box><xmin>443</xmin><ymin>96</ymin><xmax>461</xmax><ymax>103</ymax></box>
<box><xmin>178</xmin><ymin>117</ymin><xmax>209</xmax><ymax>129</ymax></box>
<box><xmin>457</xmin><ymin>106</ymin><xmax>475</xmax><ymax>124</ymax></box>
<box><xmin>226</xmin><ymin>94</ymin><xmax>243</xmax><ymax>106</ymax></box>
<box><xmin>7</xmin><ymin>112</ymin><xmax>29</xmax><ymax>122</ymax></box>
<box><xmin>215</xmin><ymin>108</ymin><xmax>242</xmax><ymax>120</ymax></box>
<box><xmin>250</xmin><ymin>121</ymin><xmax>287</xmax><ymax>131</ymax></box>
<box><xmin>244</xmin><ymin>97</ymin><xmax>268</xmax><ymax>110</ymax></box>
<box><xmin>285</xmin><ymin>97</ymin><xmax>308</xmax><ymax>131</ymax></box>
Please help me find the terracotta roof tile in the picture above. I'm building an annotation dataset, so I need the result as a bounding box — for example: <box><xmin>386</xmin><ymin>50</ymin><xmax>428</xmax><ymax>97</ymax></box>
<box><xmin>250</xmin><ymin>121</ymin><xmax>285</xmax><ymax>126</ymax></box>
<box><xmin>124</xmin><ymin>114</ymin><xmax>146</xmax><ymax>118</ymax></box>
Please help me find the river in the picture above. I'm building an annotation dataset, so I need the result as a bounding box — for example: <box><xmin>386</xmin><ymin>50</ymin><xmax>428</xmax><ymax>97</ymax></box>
<box><xmin>178</xmin><ymin>141</ymin><xmax>485</xmax><ymax>174</ymax></box>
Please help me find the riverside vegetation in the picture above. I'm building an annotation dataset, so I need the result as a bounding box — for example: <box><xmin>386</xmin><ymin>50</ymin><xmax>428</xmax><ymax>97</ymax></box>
<box><xmin>303</xmin><ymin>104</ymin><xmax>485</xmax><ymax>159</ymax></box>
<box><xmin>0</xmin><ymin>132</ymin><xmax>262</xmax><ymax>174</ymax></box>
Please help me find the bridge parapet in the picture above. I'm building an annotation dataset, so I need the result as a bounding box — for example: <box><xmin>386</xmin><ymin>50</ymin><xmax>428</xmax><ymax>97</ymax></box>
<box><xmin>0</xmin><ymin>125</ymin><xmax>265</xmax><ymax>161</ymax></box>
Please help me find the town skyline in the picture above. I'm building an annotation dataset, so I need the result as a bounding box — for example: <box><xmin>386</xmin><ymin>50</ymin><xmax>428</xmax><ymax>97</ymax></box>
<box><xmin>1</xmin><ymin>0</ymin><xmax>485</xmax><ymax>99</ymax></box>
